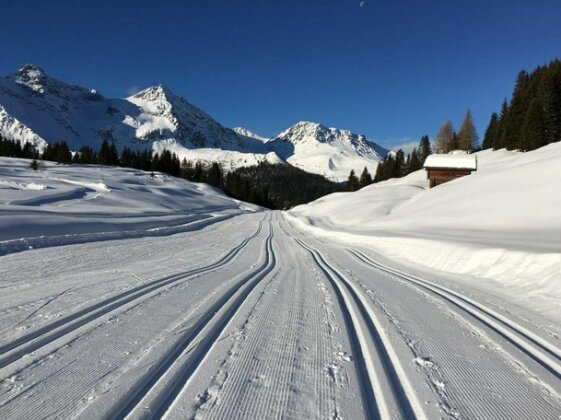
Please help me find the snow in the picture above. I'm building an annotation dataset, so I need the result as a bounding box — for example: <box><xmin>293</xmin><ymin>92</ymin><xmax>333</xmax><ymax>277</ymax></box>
<box><xmin>0</xmin><ymin>157</ymin><xmax>257</xmax><ymax>252</ymax></box>
<box><xmin>268</xmin><ymin>121</ymin><xmax>388</xmax><ymax>181</ymax></box>
<box><xmin>0</xmin><ymin>67</ymin><xmax>387</xmax><ymax>180</ymax></box>
<box><xmin>290</xmin><ymin>142</ymin><xmax>561</xmax><ymax>319</ymax></box>
<box><xmin>1</xmin><ymin>67</ymin><xmax>560</xmax><ymax>419</ymax></box>
<box><xmin>0</xmin><ymin>154</ymin><xmax>560</xmax><ymax>419</ymax></box>
<box><xmin>232</xmin><ymin>127</ymin><xmax>270</xmax><ymax>143</ymax></box>
<box><xmin>152</xmin><ymin>139</ymin><xmax>285</xmax><ymax>171</ymax></box>
<box><xmin>0</xmin><ymin>209</ymin><xmax>559</xmax><ymax>418</ymax></box>
<box><xmin>424</xmin><ymin>152</ymin><xmax>477</xmax><ymax>170</ymax></box>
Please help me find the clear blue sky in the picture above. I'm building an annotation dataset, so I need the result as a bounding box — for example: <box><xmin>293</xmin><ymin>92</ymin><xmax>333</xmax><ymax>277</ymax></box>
<box><xmin>1</xmin><ymin>0</ymin><xmax>560</xmax><ymax>148</ymax></box>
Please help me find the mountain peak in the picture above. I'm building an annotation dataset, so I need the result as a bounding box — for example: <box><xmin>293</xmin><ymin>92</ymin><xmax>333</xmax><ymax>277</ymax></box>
<box><xmin>131</xmin><ymin>84</ymin><xmax>174</xmax><ymax>101</ymax></box>
<box><xmin>10</xmin><ymin>64</ymin><xmax>48</xmax><ymax>93</ymax></box>
<box><xmin>293</xmin><ymin>121</ymin><xmax>322</xmax><ymax>130</ymax></box>
<box><xmin>16</xmin><ymin>64</ymin><xmax>47</xmax><ymax>78</ymax></box>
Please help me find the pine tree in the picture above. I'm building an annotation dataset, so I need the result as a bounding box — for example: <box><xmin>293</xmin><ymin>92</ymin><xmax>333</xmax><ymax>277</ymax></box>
<box><xmin>73</xmin><ymin>146</ymin><xmax>96</xmax><ymax>164</ymax></box>
<box><xmin>538</xmin><ymin>62</ymin><xmax>561</xmax><ymax>146</ymax></box>
<box><xmin>30</xmin><ymin>157</ymin><xmax>40</xmax><ymax>170</ymax></box>
<box><xmin>347</xmin><ymin>169</ymin><xmax>360</xmax><ymax>191</ymax></box>
<box><xmin>418</xmin><ymin>135</ymin><xmax>432</xmax><ymax>164</ymax></box>
<box><xmin>119</xmin><ymin>147</ymin><xmax>135</xmax><ymax>167</ymax></box>
<box><xmin>193</xmin><ymin>161</ymin><xmax>205</xmax><ymax>182</ymax></box>
<box><xmin>486</xmin><ymin>60</ymin><xmax>561</xmax><ymax>151</ymax></box>
<box><xmin>521</xmin><ymin>98</ymin><xmax>547</xmax><ymax>150</ymax></box>
<box><xmin>457</xmin><ymin>109</ymin><xmax>478</xmax><ymax>151</ymax></box>
<box><xmin>180</xmin><ymin>158</ymin><xmax>194</xmax><ymax>180</ymax></box>
<box><xmin>482</xmin><ymin>112</ymin><xmax>500</xmax><ymax>150</ymax></box>
<box><xmin>434</xmin><ymin>121</ymin><xmax>455</xmax><ymax>153</ymax></box>
<box><xmin>57</xmin><ymin>142</ymin><xmax>72</xmax><ymax>164</ymax></box>
<box><xmin>98</xmin><ymin>140</ymin><xmax>119</xmax><ymax>166</ymax></box>
<box><xmin>359</xmin><ymin>167</ymin><xmax>373</xmax><ymax>187</ymax></box>
<box><xmin>496</xmin><ymin>100</ymin><xmax>509</xmax><ymax>149</ymax></box>
<box><xmin>151</xmin><ymin>153</ymin><xmax>160</xmax><ymax>173</ymax></box>
<box><xmin>393</xmin><ymin>149</ymin><xmax>405</xmax><ymax>177</ymax></box>
<box><xmin>407</xmin><ymin>149</ymin><xmax>421</xmax><ymax>173</ymax></box>
<box><xmin>207</xmin><ymin>162</ymin><xmax>223</xmax><ymax>187</ymax></box>
<box><xmin>374</xmin><ymin>160</ymin><xmax>384</xmax><ymax>183</ymax></box>
<box><xmin>21</xmin><ymin>142</ymin><xmax>37</xmax><ymax>159</ymax></box>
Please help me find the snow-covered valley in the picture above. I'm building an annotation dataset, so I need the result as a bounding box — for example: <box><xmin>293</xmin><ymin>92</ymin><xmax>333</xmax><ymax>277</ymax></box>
<box><xmin>0</xmin><ymin>142</ymin><xmax>560</xmax><ymax>419</ymax></box>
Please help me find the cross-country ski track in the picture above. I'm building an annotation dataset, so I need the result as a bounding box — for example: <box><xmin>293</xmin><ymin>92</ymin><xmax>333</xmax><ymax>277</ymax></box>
<box><xmin>1</xmin><ymin>212</ymin><xmax>560</xmax><ymax>419</ymax></box>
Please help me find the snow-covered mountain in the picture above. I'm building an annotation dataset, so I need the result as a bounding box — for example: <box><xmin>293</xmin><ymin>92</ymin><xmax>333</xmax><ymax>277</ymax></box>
<box><xmin>268</xmin><ymin>121</ymin><xmax>388</xmax><ymax>181</ymax></box>
<box><xmin>0</xmin><ymin>65</ymin><xmax>244</xmax><ymax>151</ymax></box>
<box><xmin>0</xmin><ymin>65</ymin><xmax>387</xmax><ymax>181</ymax></box>
<box><xmin>232</xmin><ymin>127</ymin><xmax>269</xmax><ymax>143</ymax></box>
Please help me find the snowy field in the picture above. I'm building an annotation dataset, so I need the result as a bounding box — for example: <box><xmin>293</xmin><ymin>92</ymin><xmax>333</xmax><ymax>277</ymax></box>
<box><xmin>0</xmin><ymin>153</ymin><xmax>560</xmax><ymax>419</ymax></box>
<box><xmin>0</xmin><ymin>158</ymin><xmax>256</xmax><ymax>254</ymax></box>
<box><xmin>290</xmin><ymin>143</ymin><xmax>561</xmax><ymax>320</ymax></box>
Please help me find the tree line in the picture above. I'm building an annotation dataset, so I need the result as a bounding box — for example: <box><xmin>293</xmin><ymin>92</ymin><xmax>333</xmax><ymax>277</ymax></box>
<box><xmin>482</xmin><ymin>59</ymin><xmax>561</xmax><ymax>151</ymax></box>
<box><xmin>345</xmin><ymin>135</ymin><xmax>433</xmax><ymax>188</ymax></box>
<box><xmin>0</xmin><ymin>135</ymin><xmax>341</xmax><ymax>210</ymax></box>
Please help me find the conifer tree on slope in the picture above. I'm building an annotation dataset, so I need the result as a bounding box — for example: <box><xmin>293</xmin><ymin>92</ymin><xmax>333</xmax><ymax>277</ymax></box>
<box><xmin>521</xmin><ymin>98</ymin><xmax>548</xmax><ymax>150</ymax></box>
<box><xmin>359</xmin><ymin>167</ymin><xmax>373</xmax><ymax>187</ymax></box>
<box><xmin>347</xmin><ymin>169</ymin><xmax>360</xmax><ymax>191</ymax></box>
<box><xmin>418</xmin><ymin>135</ymin><xmax>432</xmax><ymax>164</ymax></box>
<box><xmin>538</xmin><ymin>64</ymin><xmax>561</xmax><ymax>146</ymax></box>
<box><xmin>393</xmin><ymin>149</ymin><xmax>406</xmax><ymax>177</ymax></box>
<box><xmin>434</xmin><ymin>121</ymin><xmax>455</xmax><ymax>153</ymax></box>
<box><xmin>496</xmin><ymin>100</ymin><xmax>509</xmax><ymax>149</ymax></box>
<box><xmin>482</xmin><ymin>112</ymin><xmax>500</xmax><ymax>150</ymax></box>
<box><xmin>407</xmin><ymin>149</ymin><xmax>421</xmax><ymax>173</ymax></box>
<box><xmin>457</xmin><ymin>109</ymin><xmax>479</xmax><ymax>151</ymax></box>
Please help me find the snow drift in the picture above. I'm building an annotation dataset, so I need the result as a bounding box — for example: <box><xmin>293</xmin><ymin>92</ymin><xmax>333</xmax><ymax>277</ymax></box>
<box><xmin>0</xmin><ymin>157</ymin><xmax>258</xmax><ymax>254</ymax></box>
<box><xmin>289</xmin><ymin>142</ymin><xmax>561</xmax><ymax>318</ymax></box>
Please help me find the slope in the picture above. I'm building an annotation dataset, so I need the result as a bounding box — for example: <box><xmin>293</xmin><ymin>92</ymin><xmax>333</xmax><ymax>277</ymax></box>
<box><xmin>0</xmin><ymin>65</ymin><xmax>387</xmax><ymax>181</ymax></box>
<box><xmin>268</xmin><ymin>121</ymin><xmax>387</xmax><ymax>182</ymax></box>
<box><xmin>289</xmin><ymin>142</ymin><xmax>561</xmax><ymax>318</ymax></box>
<box><xmin>0</xmin><ymin>157</ymin><xmax>259</xmax><ymax>253</ymax></box>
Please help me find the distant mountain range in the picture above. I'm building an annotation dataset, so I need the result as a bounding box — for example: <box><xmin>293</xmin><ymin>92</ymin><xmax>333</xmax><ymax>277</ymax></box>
<box><xmin>0</xmin><ymin>65</ymin><xmax>388</xmax><ymax>181</ymax></box>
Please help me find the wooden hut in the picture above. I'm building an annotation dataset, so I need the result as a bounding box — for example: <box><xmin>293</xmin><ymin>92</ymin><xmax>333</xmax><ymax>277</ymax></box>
<box><xmin>423</xmin><ymin>152</ymin><xmax>477</xmax><ymax>188</ymax></box>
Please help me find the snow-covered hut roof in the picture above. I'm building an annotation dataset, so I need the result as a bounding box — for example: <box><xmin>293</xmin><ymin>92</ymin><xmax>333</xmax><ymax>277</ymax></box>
<box><xmin>423</xmin><ymin>153</ymin><xmax>477</xmax><ymax>170</ymax></box>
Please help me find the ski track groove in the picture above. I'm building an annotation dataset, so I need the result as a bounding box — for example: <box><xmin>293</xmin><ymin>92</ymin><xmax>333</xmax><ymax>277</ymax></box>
<box><xmin>292</xmin><ymin>234</ymin><xmax>427</xmax><ymax>420</ymax></box>
<box><xmin>198</xmin><ymin>270</ymin><xmax>282</xmax><ymax>419</ymax></box>
<box><xmin>196</xmin><ymin>220</ymin><xmax>335</xmax><ymax>420</ymax></box>
<box><xmin>109</xmin><ymin>216</ymin><xmax>277</xmax><ymax>420</ymax></box>
<box><xmin>0</xmin><ymin>217</ymin><xmax>266</xmax><ymax>373</ymax></box>
<box><xmin>350</xmin><ymin>249</ymin><xmax>561</xmax><ymax>382</ymax></box>
<box><xmin>206</xmin><ymin>226</ymin><xmax>297</xmax><ymax>420</ymax></box>
<box><xmin>279</xmin><ymin>219</ymin><xmax>337</xmax><ymax>418</ymax></box>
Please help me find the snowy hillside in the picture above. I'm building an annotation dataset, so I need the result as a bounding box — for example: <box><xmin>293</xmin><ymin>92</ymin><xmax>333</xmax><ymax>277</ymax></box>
<box><xmin>1</xmin><ymin>151</ymin><xmax>560</xmax><ymax>419</ymax></box>
<box><xmin>0</xmin><ymin>157</ymin><xmax>257</xmax><ymax>253</ymax></box>
<box><xmin>268</xmin><ymin>121</ymin><xmax>388</xmax><ymax>181</ymax></box>
<box><xmin>0</xmin><ymin>66</ymin><xmax>387</xmax><ymax>181</ymax></box>
<box><xmin>233</xmin><ymin>127</ymin><xmax>270</xmax><ymax>143</ymax></box>
<box><xmin>290</xmin><ymin>143</ymin><xmax>561</xmax><ymax>317</ymax></box>
<box><xmin>0</xmin><ymin>65</ymin><xmax>253</xmax><ymax>155</ymax></box>
<box><xmin>152</xmin><ymin>139</ymin><xmax>285</xmax><ymax>171</ymax></box>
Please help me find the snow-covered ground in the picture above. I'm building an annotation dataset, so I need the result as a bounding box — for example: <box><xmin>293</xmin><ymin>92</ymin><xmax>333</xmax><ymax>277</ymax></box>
<box><xmin>0</xmin><ymin>151</ymin><xmax>560</xmax><ymax>419</ymax></box>
<box><xmin>0</xmin><ymin>158</ymin><xmax>256</xmax><ymax>254</ymax></box>
<box><xmin>290</xmin><ymin>143</ymin><xmax>561</xmax><ymax>319</ymax></box>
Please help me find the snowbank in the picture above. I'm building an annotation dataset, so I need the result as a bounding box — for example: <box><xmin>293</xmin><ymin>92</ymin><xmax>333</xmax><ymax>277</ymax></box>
<box><xmin>0</xmin><ymin>158</ymin><xmax>259</xmax><ymax>254</ymax></box>
<box><xmin>289</xmin><ymin>143</ymin><xmax>561</xmax><ymax>318</ymax></box>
